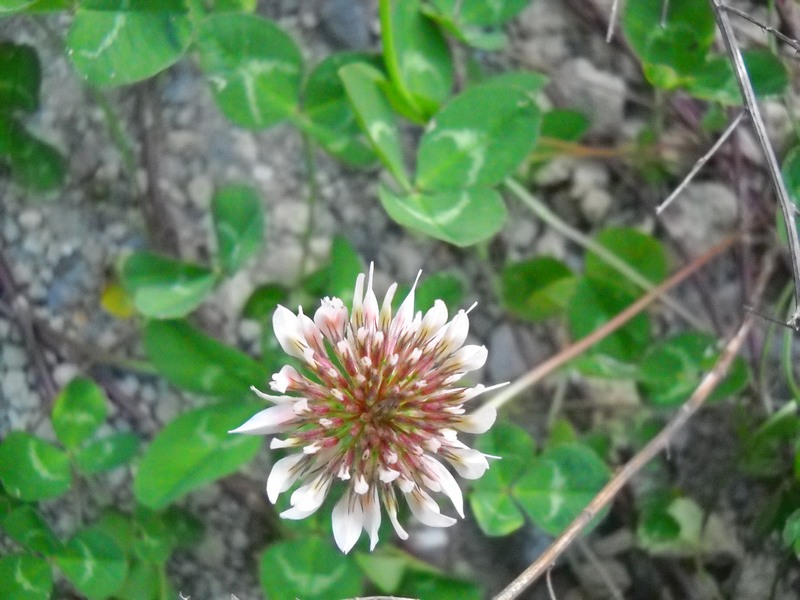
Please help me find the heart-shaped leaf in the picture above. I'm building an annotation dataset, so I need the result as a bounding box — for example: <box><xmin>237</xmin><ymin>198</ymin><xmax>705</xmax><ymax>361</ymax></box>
<box><xmin>416</xmin><ymin>82</ymin><xmax>540</xmax><ymax>191</ymax></box>
<box><xmin>197</xmin><ymin>14</ymin><xmax>302</xmax><ymax>128</ymax></box>
<box><xmin>211</xmin><ymin>184</ymin><xmax>264</xmax><ymax>273</ymax></box>
<box><xmin>0</xmin><ymin>554</ymin><xmax>52</xmax><ymax>600</ymax></box>
<box><xmin>55</xmin><ymin>527</ymin><xmax>127</xmax><ymax>599</ymax></box>
<box><xmin>0</xmin><ymin>432</ymin><xmax>71</xmax><ymax>501</ymax></box>
<box><xmin>74</xmin><ymin>433</ymin><xmax>140</xmax><ymax>474</ymax></box>
<box><xmin>121</xmin><ymin>252</ymin><xmax>216</xmax><ymax>319</ymax></box>
<box><xmin>66</xmin><ymin>9</ymin><xmax>191</xmax><ymax>87</ymax></box>
<box><xmin>502</xmin><ymin>257</ymin><xmax>577</xmax><ymax>322</ymax></box>
<box><xmin>0</xmin><ymin>43</ymin><xmax>40</xmax><ymax>112</ymax></box>
<box><xmin>378</xmin><ymin>183</ymin><xmax>506</xmax><ymax>246</ymax></box>
<box><xmin>52</xmin><ymin>376</ymin><xmax>108</xmax><ymax>449</ymax></box>
<box><xmin>134</xmin><ymin>400</ymin><xmax>262</xmax><ymax>509</ymax></box>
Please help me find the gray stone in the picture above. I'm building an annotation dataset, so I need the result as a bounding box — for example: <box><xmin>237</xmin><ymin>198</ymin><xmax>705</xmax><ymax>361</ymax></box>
<box><xmin>658</xmin><ymin>182</ymin><xmax>738</xmax><ymax>255</ymax></box>
<box><xmin>2</xmin><ymin>345</ymin><xmax>27</xmax><ymax>369</ymax></box>
<box><xmin>553</xmin><ymin>58</ymin><xmax>626</xmax><ymax>135</ymax></box>
<box><xmin>19</xmin><ymin>208</ymin><xmax>43</xmax><ymax>230</ymax></box>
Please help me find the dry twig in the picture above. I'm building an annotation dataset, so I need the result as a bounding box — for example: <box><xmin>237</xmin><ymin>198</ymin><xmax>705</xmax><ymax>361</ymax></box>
<box><xmin>710</xmin><ymin>0</ymin><xmax>800</xmax><ymax>328</ymax></box>
<box><xmin>492</xmin><ymin>313</ymin><xmax>754</xmax><ymax>600</ymax></box>
<box><xmin>656</xmin><ymin>112</ymin><xmax>745</xmax><ymax>215</ymax></box>
<box><xmin>723</xmin><ymin>3</ymin><xmax>800</xmax><ymax>54</ymax></box>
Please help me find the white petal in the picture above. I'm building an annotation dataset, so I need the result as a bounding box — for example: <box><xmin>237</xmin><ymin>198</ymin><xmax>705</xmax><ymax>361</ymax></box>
<box><xmin>270</xmin><ymin>437</ymin><xmax>300</xmax><ymax>449</ymax></box>
<box><xmin>354</xmin><ymin>473</ymin><xmax>369</xmax><ymax>494</ymax></box>
<box><xmin>406</xmin><ymin>488</ymin><xmax>456</xmax><ymax>528</ymax></box>
<box><xmin>363</xmin><ymin>265</ymin><xmax>380</xmax><ymax>328</ymax></box>
<box><xmin>461</xmin><ymin>381</ymin><xmax>509</xmax><ymax>401</ymax></box>
<box><xmin>393</xmin><ymin>270</ymin><xmax>421</xmax><ymax>335</ymax></box>
<box><xmin>332</xmin><ymin>491</ymin><xmax>364</xmax><ymax>554</ymax></box>
<box><xmin>379</xmin><ymin>466</ymin><xmax>401</xmax><ymax>482</ymax></box>
<box><xmin>266</xmin><ymin>454</ymin><xmax>305</xmax><ymax>503</ymax></box>
<box><xmin>444</xmin><ymin>446</ymin><xmax>490</xmax><ymax>479</ymax></box>
<box><xmin>273</xmin><ymin>305</ymin><xmax>308</xmax><ymax>361</ymax></box>
<box><xmin>280</xmin><ymin>505</ymin><xmax>321</xmax><ymax>520</ymax></box>
<box><xmin>422</xmin><ymin>456</ymin><xmax>464</xmax><ymax>518</ymax></box>
<box><xmin>299</xmin><ymin>308</ymin><xmax>325</xmax><ymax>355</ymax></box>
<box><xmin>436</xmin><ymin>310</ymin><xmax>470</xmax><ymax>355</ymax></box>
<box><xmin>269</xmin><ymin>366</ymin><xmax>304</xmax><ymax>394</ymax></box>
<box><xmin>443</xmin><ymin>344</ymin><xmax>487</xmax><ymax>372</ymax></box>
<box><xmin>363</xmin><ymin>488</ymin><xmax>382</xmax><ymax>550</ymax></box>
<box><xmin>453</xmin><ymin>405</ymin><xmax>497</xmax><ymax>434</ymax></box>
<box><xmin>290</xmin><ymin>474</ymin><xmax>331</xmax><ymax>512</ymax></box>
<box><xmin>379</xmin><ymin>282</ymin><xmax>397</xmax><ymax>328</ymax></box>
<box><xmin>351</xmin><ymin>272</ymin><xmax>366</xmax><ymax>326</ymax></box>
<box><xmin>228</xmin><ymin>403</ymin><xmax>296</xmax><ymax>435</ymax></box>
<box><xmin>420</xmin><ymin>299</ymin><xmax>448</xmax><ymax>340</ymax></box>
<box><xmin>381</xmin><ymin>487</ymin><xmax>409</xmax><ymax>540</ymax></box>
<box><xmin>251</xmin><ymin>385</ymin><xmax>295</xmax><ymax>403</ymax></box>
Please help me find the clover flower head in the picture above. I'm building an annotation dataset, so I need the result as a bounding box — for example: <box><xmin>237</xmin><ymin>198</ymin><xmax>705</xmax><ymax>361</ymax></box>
<box><xmin>231</xmin><ymin>265</ymin><xmax>501</xmax><ymax>553</ymax></box>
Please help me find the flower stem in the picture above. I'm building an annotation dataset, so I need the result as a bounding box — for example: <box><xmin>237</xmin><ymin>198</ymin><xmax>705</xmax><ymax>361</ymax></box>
<box><xmin>503</xmin><ymin>177</ymin><xmax>707</xmax><ymax>330</ymax></box>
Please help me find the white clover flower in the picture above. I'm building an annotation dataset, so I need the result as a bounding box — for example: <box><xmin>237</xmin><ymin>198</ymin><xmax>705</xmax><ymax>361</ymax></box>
<box><xmin>230</xmin><ymin>265</ymin><xmax>502</xmax><ymax>553</ymax></box>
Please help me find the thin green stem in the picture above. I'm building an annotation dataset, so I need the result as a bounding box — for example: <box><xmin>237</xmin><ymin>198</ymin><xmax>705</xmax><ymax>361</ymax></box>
<box><xmin>378</xmin><ymin>0</ymin><xmax>421</xmax><ymax>116</ymax></box>
<box><xmin>504</xmin><ymin>177</ymin><xmax>707</xmax><ymax>330</ymax></box>
<box><xmin>297</xmin><ymin>131</ymin><xmax>320</xmax><ymax>287</ymax></box>
<box><xmin>89</xmin><ymin>89</ymin><xmax>137</xmax><ymax>182</ymax></box>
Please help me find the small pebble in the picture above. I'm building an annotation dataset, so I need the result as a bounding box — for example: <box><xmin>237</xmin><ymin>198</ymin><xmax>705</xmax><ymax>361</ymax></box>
<box><xmin>19</xmin><ymin>208</ymin><xmax>43</xmax><ymax>230</ymax></box>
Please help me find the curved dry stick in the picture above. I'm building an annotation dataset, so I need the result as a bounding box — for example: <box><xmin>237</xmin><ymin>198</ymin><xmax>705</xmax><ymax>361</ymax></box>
<box><xmin>493</xmin><ymin>313</ymin><xmax>754</xmax><ymax>600</ymax></box>
<box><xmin>486</xmin><ymin>233</ymin><xmax>739</xmax><ymax>412</ymax></box>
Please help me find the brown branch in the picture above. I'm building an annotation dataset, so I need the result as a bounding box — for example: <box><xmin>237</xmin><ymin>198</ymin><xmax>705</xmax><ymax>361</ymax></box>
<box><xmin>492</xmin><ymin>313</ymin><xmax>755</xmax><ymax>600</ymax></box>
<box><xmin>723</xmin><ymin>3</ymin><xmax>800</xmax><ymax>55</ymax></box>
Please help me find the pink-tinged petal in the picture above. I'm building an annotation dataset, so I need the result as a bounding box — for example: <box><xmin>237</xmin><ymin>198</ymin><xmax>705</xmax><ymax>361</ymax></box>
<box><xmin>406</xmin><ymin>488</ymin><xmax>457</xmax><ymax>528</ymax></box>
<box><xmin>250</xmin><ymin>385</ymin><xmax>295</xmax><ymax>403</ymax></box>
<box><xmin>443</xmin><ymin>446</ymin><xmax>490</xmax><ymax>479</ymax></box>
<box><xmin>453</xmin><ymin>404</ymin><xmax>497</xmax><ymax>434</ymax></box>
<box><xmin>332</xmin><ymin>491</ymin><xmax>364</xmax><ymax>554</ymax></box>
<box><xmin>443</xmin><ymin>344</ymin><xmax>487</xmax><ymax>373</ymax></box>
<box><xmin>273</xmin><ymin>305</ymin><xmax>308</xmax><ymax>361</ymax></box>
<box><xmin>354</xmin><ymin>473</ymin><xmax>369</xmax><ymax>494</ymax></box>
<box><xmin>421</xmin><ymin>456</ymin><xmax>464</xmax><ymax>518</ymax></box>
<box><xmin>228</xmin><ymin>403</ymin><xmax>296</xmax><ymax>435</ymax></box>
<box><xmin>290</xmin><ymin>474</ymin><xmax>331</xmax><ymax>513</ymax></box>
<box><xmin>266</xmin><ymin>454</ymin><xmax>305</xmax><ymax>503</ymax></box>
<box><xmin>381</xmin><ymin>486</ymin><xmax>409</xmax><ymax>540</ymax></box>
<box><xmin>269</xmin><ymin>366</ymin><xmax>304</xmax><ymax>394</ymax></box>
<box><xmin>314</xmin><ymin>297</ymin><xmax>348</xmax><ymax>341</ymax></box>
<box><xmin>363</xmin><ymin>487</ymin><xmax>382</xmax><ymax>550</ymax></box>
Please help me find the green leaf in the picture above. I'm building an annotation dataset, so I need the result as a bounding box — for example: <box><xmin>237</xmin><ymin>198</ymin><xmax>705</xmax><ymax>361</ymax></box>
<box><xmin>743</xmin><ymin>49</ymin><xmax>789</xmax><ymax>97</ymax></box>
<box><xmin>584</xmin><ymin>227</ymin><xmax>668</xmax><ymax>298</ymax></box>
<box><xmin>211</xmin><ymin>184</ymin><xmax>264</xmax><ymax>273</ymax></box>
<box><xmin>242</xmin><ymin>283</ymin><xmax>288</xmax><ymax>321</ymax></box>
<box><xmin>197</xmin><ymin>14</ymin><xmax>302</xmax><ymax>128</ymax></box>
<box><xmin>143</xmin><ymin>318</ymin><xmax>268</xmax><ymax>397</ymax></box>
<box><xmin>0</xmin><ymin>118</ymin><xmax>66</xmax><ymax>191</ymax></box>
<box><xmin>567</xmin><ymin>277</ymin><xmax>650</xmax><ymax>365</ymax></box>
<box><xmin>93</xmin><ymin>510</ymin><xmax>136</xmax><ymax>554</ymax></box>
<box><xmin>427</xmin><ymin>0</ymin><xmax>530</xmax><ymax>26</ymax></box>
<box><xmin>421</xmin><ymin>4</ymin><xmax>508</xmax><ymax>51</ymax></box>
<box><xmin>637</xmin><ymin>331</ymin><xmax>748</xmax><ymax>407</ymax></box>
<box><xmin>540</xmin><ymin>108</ymin><xmax>589</xmax><ymax>141</ymax></box>
<box><xmin>121</xmin><ymin>251</ymin><xmax>216</xmax><ymax>319</ymax></box>
<box><xmin>623</xmin><ymin>0</ymin><xmax>715</xmax><ymax>61</ymax></box>
<box><xmin>75</xmin><ymin>433</ymin><xmax>140</xmax><ymax>474</ymax></box>
<box><xmin>51</xmin><ymin>376</ymin><xmax>108</xmax><ymax>449</ymax></box>
<box><xmin>469</xmin><ymin>423</ymin><xmax>535</xmax><ymax>536</ymax></box>
<box><xmin>66</xmin><ymin>9</ymin><xmax>192</xmax><ymax>87</ymax></box>
<box><xmin>259</xmin><ymin>537</ymin><xmax>364</xmax><ymax>600</ymax></box>
<box><xmin>379</xmin><ymin>183</ymin><xmax>506</xmax><ymax>246</ymax></box>
<box><xmin>112</xmin><ymin>559</ymin><xmax>161</xmax><ymax>600</ymax></box>
<box><xmin>398</xmin><ymin>571</ymin><xmax>482</xmax><ymax>600</ymax></box>
<box><xmin>355</xmin><ymin>551</ymin><xmax>407</xmax><ymax>594</ymax></box>
<box><xmin>0</xmin><ymin>432</ymin><xmax>71</xmax><ymax>501</ymax></box>
<box><xmin>0</xmin><ymin>43</ymin><xmax>40</xmax><ymax>112</ymax></box>
<box><xmin>782</xmin><ymin>509</ymin><xmax>800</xmax><ymax>556</ymax></box>
<box><xmin>302</xmin><ymin>53</ymin><xmax>378</xmax><ymax>166</ymax></box>
<box><xmin>78</xmin><ymin>0</ymin><xmax>188</xmax><ymax>10</ymax></box>
<box><xmin>382</xmin><ymin>0</ymin><xmax>453</xmax><ymax>118</ymax></box>
<box><xmin>339</xmin><ymin>62</ymin><xmax>411</xmax><ymax>189</ymax></box>
<box><xmin>513</xmin><ymin>443</ymin><xmax>611</xmax><ymax>536</ymax></box>
<box><xmin>132</xmin><ymin>508</ymin><xmax>173</xmax><ymax>563</ymax></box>
<box><xmin>0</xmin><ymin>555</ymin><xmax>52</xmax><ymax>600</ymax></box>
<box><xmin>687</xmin><ymin>50</ymin><xmax>790</xmax><ymax>104</ymax></box>
<box><xmin>415</xmin><ymin>272</ymin><xmax>465</xmax><ymax>312</ymax></box>
<box><xmin>55</xmin><ymin>527</ymin><xmax>127</xmax><ymax>599</ymax></box>
<box><xmin>416</xmin><ymin>83</ymin><xmax>540</xmax><ymax>191</ymax></box>
<box><xmin>134</xmin><ymin>400</ymin><xmax>262</xmax><ymax>509</ymax></box>
<box><xmin>502</xmin><ymin>257</ymin><xmax>577</xmax><ymax>322</ymax></box>
<box><xmin>0</xmin><ymin>0</ymin><xmax>38</xmax><ymax>12</ymax></box>
<box><xmin>0</xmin><ymin>505</ymin><xmax>62</xmax><ymax>555</ymax></box>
